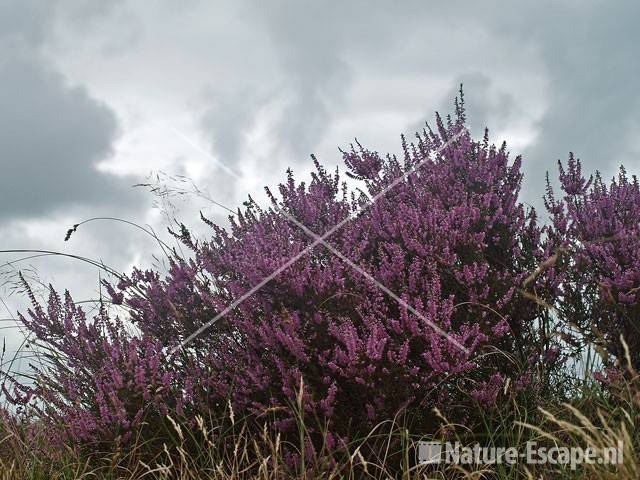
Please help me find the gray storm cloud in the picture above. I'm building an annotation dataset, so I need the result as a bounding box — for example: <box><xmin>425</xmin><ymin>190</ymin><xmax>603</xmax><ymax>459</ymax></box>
<box><xmin>0</xmin><ymin>57</ymin><xmax>138</xmax><ymax>219</ymax></box>
<box><xmin>0</xmin><ymin>0</ymin><xmax>142</xmax><ymax>221</ymax></box>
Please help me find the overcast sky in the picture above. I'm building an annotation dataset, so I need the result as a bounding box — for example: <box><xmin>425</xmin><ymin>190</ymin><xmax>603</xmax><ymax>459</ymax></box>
<box><xmin>2</xmin><ymin>0</ymin><xmax>640</xmax><ymax>361</ymax></box>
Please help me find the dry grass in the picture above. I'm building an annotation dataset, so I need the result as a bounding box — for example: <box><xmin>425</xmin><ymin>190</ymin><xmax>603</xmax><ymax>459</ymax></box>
<box><xmin>1</xmin><ymin>364</ymin><xmax>638</xmax><ymax>480</ymax></box>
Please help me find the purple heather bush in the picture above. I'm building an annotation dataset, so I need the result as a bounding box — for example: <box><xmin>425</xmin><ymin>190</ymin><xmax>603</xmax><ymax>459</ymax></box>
<box><xmin>545</xmin><ymin>155</ymin><xmax>640</xmax><ymax>369</ymax></box>
<box><xmin>4</xmin><ymin>279</ymin><xmax>179</xmax><ymax>446</ymax></box>
<box><xmin>3</xmin><ymin>96</ymin><xmax>585</xmax><ymax>449</ymax></box>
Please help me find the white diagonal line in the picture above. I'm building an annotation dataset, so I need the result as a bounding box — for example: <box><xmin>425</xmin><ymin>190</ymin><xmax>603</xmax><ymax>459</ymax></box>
<box><xmin>168</xmin><ymin>229</ymin><xmax>341</xmax><ymax>356</ymax></box>
<box><xmin>277</xmin><ymin>209</ymin><xmax>469</xmax><ymax>353</ymax></box>
<box><xmin>169</xmin><ymin>126</ymin><xmax>244</xmax><ymax>180</ymax></box>
<box><xmin>170</xmin><ymin>128</ymin><xmax>466</xmax><ymax>354</ymax></box>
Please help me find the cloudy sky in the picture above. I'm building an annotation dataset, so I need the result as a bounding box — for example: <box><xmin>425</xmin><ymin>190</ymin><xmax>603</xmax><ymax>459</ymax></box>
<box><xmin>1</xmin><ymin>0</ymin><xmax>640</xmax><ymax>362</ymax></box>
